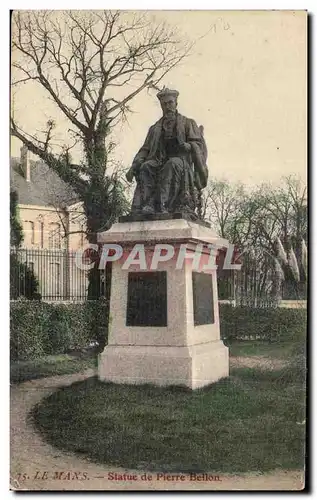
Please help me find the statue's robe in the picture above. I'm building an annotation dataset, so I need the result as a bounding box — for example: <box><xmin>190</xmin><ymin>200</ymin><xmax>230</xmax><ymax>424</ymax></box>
<box><xmin>131</xmin><ymin>113</ymin><xmax>208</xmax><ymax>214</ymax></box>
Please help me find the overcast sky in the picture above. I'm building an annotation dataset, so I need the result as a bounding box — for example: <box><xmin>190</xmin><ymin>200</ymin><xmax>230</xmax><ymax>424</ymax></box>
<box><xmin>11</xmin><ymin>10</ymin><xmax>307</xmax><ymax>187</ymax></box>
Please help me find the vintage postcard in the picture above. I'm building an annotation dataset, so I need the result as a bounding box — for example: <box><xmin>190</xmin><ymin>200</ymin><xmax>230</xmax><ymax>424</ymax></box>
<box><xmin>10</xmin><ymin>9</ymin><xmax>307</xmax><ymax>491</ymax></box>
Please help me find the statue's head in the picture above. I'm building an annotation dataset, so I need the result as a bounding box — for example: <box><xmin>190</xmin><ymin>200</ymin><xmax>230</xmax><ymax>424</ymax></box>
<box><xmin>157</xmin><ymin>88</ymin><xmax>179</xmax><ymax>116</ymax></box>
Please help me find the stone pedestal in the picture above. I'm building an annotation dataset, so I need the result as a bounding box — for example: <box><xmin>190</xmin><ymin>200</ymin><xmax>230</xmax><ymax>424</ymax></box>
<box><xmin>97</xmin><ymin>217</ymin><xmax>229</xmax><ymax>389</ymax></box>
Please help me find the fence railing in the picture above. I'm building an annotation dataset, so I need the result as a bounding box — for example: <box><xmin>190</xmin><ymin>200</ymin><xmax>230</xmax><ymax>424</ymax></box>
<box><xmin>11</xmin><ymin>247</ymin><xmax>307</xmax><ymax>305</ymax></box>
<box><xmin>218</xmin><ymin>270</ymin><xmax>307</xmax><ymax>308</ymax></box>
<box><xmin>10</xmin><ymin>247</ymin><xmax>93</xmax><ymax>301</ymax></box>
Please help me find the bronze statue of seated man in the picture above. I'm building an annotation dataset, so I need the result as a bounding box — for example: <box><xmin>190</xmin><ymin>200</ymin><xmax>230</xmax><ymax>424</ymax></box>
<box><xmin>126</xmin><ymin>88</ymin><xmax>208</xmax><ymax>217</ymax></box>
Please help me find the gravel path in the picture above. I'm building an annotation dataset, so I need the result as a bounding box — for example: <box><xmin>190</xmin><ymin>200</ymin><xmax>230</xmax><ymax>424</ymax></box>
<box><xmin>10</xmin><ymin>363</ymin><xmax>304</xmax><ymax>491</ymax></box>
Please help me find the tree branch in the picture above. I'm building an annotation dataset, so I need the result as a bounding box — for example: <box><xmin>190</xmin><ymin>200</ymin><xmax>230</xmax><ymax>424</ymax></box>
<box><xmin>11</xmin><ymin>118</ymin><xmax>87</xmax><ymax>196</ymax></box>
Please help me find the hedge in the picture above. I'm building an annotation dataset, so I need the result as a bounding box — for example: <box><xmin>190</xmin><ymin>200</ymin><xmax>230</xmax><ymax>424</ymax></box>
<box><xmin>219</xmin><ymin>304</ymin><xmax>307</xmax><ymax>344</ymax></box>
<box><xmin>11</xmin><ymin>300</ymin><xmax>307</xmax><ymax>361</ymax></box>
<box><xmin>10</xmin><ymin>300</ymin><xmax>109</xmax><ymax>361</ymax></box>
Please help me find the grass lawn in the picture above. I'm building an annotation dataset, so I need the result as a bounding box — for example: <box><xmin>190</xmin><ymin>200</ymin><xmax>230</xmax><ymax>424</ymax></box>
<box><xmin>32</xmin><ymin>359</ymin><xmax>306</xmax><ymax>474</ymax></box>
<box><xmin>11</xmin><ymin>353</ymin><xmax>97</xmax><ymax>384</ymax></box>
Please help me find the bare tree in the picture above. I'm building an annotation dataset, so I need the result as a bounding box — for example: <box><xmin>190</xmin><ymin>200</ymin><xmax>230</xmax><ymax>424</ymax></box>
<box><xmin>201</xmin><ymin>179</ymin><xmax>260</xmax><ymax>248</ymax></box>
<box><xmin>202</xmin><ymin>176</ymin><xmax>307</xmax><ymax>303</ymax></box>
<box><xmin>11</xmin><ymin>10</ymin><xmax>189</xmax><ymax>226</ymax></box>
<box><xmin>258</xmin><ymin>176</ymin><xmax>307</xmax><ymax>297</ymax></box>
<box><xmin>11</xmin><ymin>10</ymin><xmax>190</xmax><ymax>297</ymax></box>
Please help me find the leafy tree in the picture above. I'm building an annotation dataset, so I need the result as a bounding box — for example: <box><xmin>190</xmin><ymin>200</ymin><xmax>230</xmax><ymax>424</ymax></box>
<box><xmin>10</xmin><ymin>189</ymin><xmax>24</xmax><ymax>248</ymax></box>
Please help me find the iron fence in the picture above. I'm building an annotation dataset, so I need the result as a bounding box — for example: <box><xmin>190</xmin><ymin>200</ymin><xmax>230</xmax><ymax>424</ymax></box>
<box><xmin>281</xmin><ymin>281</ymin><xmax>307</xmax><ymax>300</ymax></box>
<box><xmin>217</xmin><ymin>251</ymin><xmax>307</xmax><ymax>307</ymax></box>
<box><xmin>11</xmin><ymin>247</ymin><xmax>307</xmax><ymax>305</ymax></box>
<box><xmin>10</xmin><ymin>247</ymin><xmax>98</xmax><ymax>301</ymax></box>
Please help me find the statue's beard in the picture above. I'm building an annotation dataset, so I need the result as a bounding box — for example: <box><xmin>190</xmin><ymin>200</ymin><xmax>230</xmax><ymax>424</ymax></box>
<box><xmin>164</xmin><ymin>109</ymin><xmax>177</xmax><ymax>118</ymax></box>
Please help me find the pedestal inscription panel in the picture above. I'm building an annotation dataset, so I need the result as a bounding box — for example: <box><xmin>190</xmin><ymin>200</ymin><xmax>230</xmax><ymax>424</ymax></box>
<box><xmin>192</xmin><ymin>272</ymin><xmax>215</xmax><ymax>326</ymax></box>
<box><xmin>126</xmin><ymin>271</ymin><xmax>167</xmax><ymax>327</ymax></box>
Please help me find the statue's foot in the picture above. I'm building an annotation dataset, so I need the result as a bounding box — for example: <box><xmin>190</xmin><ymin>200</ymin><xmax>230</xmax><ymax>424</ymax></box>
<box><xmin>160</xmin><ymin>203</ymin><xmax>169</xmax><ymax>214</ymax></box>
<box><xmin>141</xmin><ymin>205</ymin><xmax>155</xmax><ymax>215</ymax></box>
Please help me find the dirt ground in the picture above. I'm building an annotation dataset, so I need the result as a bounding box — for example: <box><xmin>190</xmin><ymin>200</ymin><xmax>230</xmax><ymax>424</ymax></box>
<box><xmin>230</xmin><ymin>355</ymin><xmax>288</xmax><ymax>370</ymax></box>
<box><xmin>10</xmin><ymin>359</ymin><xmax>304</xmax><ymax>491</ymax></box>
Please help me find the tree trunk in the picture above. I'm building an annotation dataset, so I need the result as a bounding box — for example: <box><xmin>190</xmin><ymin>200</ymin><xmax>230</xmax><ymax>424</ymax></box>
<box><xmin>85</xmin><ymin>191</ymin><xmax>110</xmax><ymax>300</ymax></box>
<box><xmin>83</xmin><ymin>128</ymin><xmax>109</xmax><ymax>300</ymax></box>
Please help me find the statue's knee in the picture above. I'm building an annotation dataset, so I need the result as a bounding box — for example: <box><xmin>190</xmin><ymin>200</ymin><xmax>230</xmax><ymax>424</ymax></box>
<box><xmin>163</xmin><ymin>158</ymin><xmax>183</xmax><ymax>173</ymax></box>
<box><xmin>139</xmin><ymin>161</ymin><xmax>155</xmax><ymax>176</ymax></box>
<box><xmin>162</xmin><ymin>159</ymin><xmax>172</xmax><ymax>170</ymax></box>
<box><xmin>162</xmin><ymin>159</ymin><xmax>177</xmax><ymax>172</ymax></box>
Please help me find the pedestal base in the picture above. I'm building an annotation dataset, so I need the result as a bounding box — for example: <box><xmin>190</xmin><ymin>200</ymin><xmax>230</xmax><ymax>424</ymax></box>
<box><xmin>97</xmin><ymin>218</ymin><xmax>230</xmax><ymax>390</ymax></box>
<box><xmin>98</xmin><ymin>340</ymin><xmax>229</xmax><ymax>389</ymax></box>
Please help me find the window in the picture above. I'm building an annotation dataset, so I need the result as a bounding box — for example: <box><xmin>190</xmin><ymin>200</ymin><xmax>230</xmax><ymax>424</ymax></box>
<box><xmin>37</xmin><ymin>215</ymin><xmax>44</xmax><ymax>248</ymax></box>
<box><xmin>40</xmin><ymin>222</ymin><xmax>44</xmax><ymax>248</ymax></box>
<box><xmin>48</xmin><ymin>223</ymin><xmax>61</xmax><ymax>249</ymax></box>
<box><xmin>24</xmin><ymin>221</ymin><xmax>35</xmax><ymax>245</ymax></box>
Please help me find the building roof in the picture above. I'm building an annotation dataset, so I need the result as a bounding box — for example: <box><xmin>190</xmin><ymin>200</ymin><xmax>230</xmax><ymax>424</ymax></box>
<box><xmin>10</xmin><ymin>158</ymin><xmax>79</xmax><ymax>208</ymax></box>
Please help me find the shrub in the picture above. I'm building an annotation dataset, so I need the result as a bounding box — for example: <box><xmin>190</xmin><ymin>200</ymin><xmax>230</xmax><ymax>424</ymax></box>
<box><xmin>10</xmin><ymin>253</ymin><xmax>41</xmax><ymax>300</ymax></box>
<box><xmin>84</xmin><ymin>298</ymin><xmax>109</xmax><ymax>350</ymax></box>
<box><xmin>10</xmin><ymin>300</ymin><xmax>109</xmax><ymax>361</ymax></box>
<box><xmin>45</xmin><ymin>304</ymin><xmax>79</xmax><ymax>354</ymax></box>
<box><xmin>10</xmin><ymin>301</ymin><xmax>51</xmax><ymax>360</ymax></box>
<box><xmin>219</xmin><ymin>304</ymin><xmax>307</xmax><ymax>344</ymax></box>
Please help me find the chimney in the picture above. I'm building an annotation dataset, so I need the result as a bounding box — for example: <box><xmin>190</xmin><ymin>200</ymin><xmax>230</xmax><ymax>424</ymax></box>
<box><xmin>20</xmin><ymin>145</ymin><xmax>31</xmax><ymax>182</ymax></box>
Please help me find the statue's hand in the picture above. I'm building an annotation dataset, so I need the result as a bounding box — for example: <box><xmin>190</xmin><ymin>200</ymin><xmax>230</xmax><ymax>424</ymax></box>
<box><xmin>126</xmin><ymin>167</ymin><xmax>135</xmax><ymax>183</ymax></box>
<box><xmin>182</xmin><ymin>142</ymin><xmax>192</xmax><ymax>153</ymax></box>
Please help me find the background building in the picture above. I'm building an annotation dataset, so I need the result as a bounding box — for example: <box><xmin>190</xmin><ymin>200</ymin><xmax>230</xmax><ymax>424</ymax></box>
<box><xmin>11</xmin><ymin>146</ymin><xmax>89</xmax><ymax>300</ymax></box>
